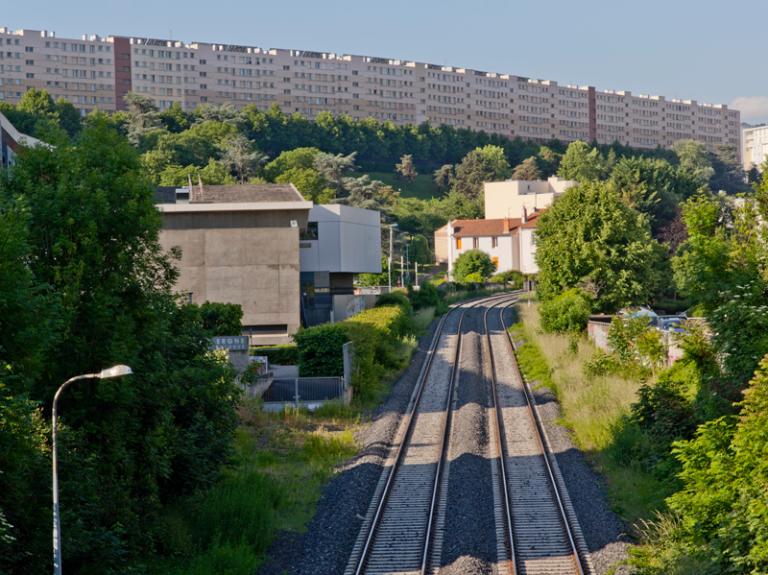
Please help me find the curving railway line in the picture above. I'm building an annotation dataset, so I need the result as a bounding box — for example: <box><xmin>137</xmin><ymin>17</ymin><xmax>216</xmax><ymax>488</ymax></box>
<box><xmin>345</xmin><ymin>293</ymin><xmax>592</xmax><ymax>575</ymax></box>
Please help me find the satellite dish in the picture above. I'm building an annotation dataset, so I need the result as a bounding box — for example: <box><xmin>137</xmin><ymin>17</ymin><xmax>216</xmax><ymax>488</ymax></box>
<box><xmin>290</xmin><ymin>220</ymin><xmax>298</xmax><ymax>228</ymax></box>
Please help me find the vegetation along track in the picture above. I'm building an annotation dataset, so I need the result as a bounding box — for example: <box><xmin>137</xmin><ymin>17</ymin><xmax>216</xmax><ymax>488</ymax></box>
<box><xmin>484</xmin><ymin>300</ymin><xmax>594</xmax><ymax>575</ymax></box>
<box><xmin>344</xmin><ymin>292</ymin><xmax>517</xmax><ymax>575</ymax></box>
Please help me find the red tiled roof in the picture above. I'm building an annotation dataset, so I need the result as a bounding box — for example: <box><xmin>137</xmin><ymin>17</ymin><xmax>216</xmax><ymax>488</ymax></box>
<box><xmin>452</xmin><ymin>218</ymin><xmax>521</xmax><ymax>237</ymax></box>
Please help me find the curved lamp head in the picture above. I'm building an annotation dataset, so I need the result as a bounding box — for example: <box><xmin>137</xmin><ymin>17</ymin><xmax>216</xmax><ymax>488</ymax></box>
<box><xmin>97</xmin><ymin>365</ymin><xmax>133</xmax><ymax>379</ymax></box>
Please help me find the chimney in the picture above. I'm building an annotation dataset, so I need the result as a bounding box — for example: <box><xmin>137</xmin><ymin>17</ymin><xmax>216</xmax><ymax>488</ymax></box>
<box><xmin>191</xmin><ymin>175</ymin><xmax>205</xmax><ymax>203</ymax></box>
<box><xmin>522</xmin><ymin>206</ymin><xmax>528</xmax><ymax>224</ymax></box>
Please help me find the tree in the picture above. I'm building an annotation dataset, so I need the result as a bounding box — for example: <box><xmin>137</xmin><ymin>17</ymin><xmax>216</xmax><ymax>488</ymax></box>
<box><xmin>395</xmin><ymin>154</ymin><xmax>418</xmax><ymax>182</ymax></box>
<box><xmin>453</xmin><ymin>249</ymin><xmax>496</xmax><ymax>282</ymax></box>
<box><xmin>313</xmin><ymin>151</ymin><xmax>357</xmax><ymax>195</ymax></box>
<box><xmin>709</xmin><ymin>144</ymin><xmax>748</xmax><ymax>193</ymax></box>
<box><xmin>433</xmin><ymin>164</ymin><xmax>454</xmax><ymax>192</ymax></box>
<box><xmin>451</xmin><ymin>145</ymin><xmax>511</xmax><ymax>200</ymax></box>
<box><xmin>608</xmin><ymin>156</ymin><xmax>682</xmax><ymax>234</ymax></box>
<box><xmin>220</xmin><ymin>134</ymin><xmax>267</xmax><ymax>183</ymax></box>
<box><xmin>535</xmin><ymin>181</ymin><xmax>664</xmax><ymax>312</ymax></box>
<box><xmin>510</xmin><ymin>156</ymin><xmax>542</xmax><ymax>180</ymax></box>
<box><xmin>197</xmin><ymin>302</ymin><xmax>243</xmax><ymax>336</ymax></box>
<box><xmin>122</xmin><ymin>92</ymin><xmax>162</xmax><ymax>146</ymax></box>
<box><xmin>537</xmin><ymin>145</ymin><xmax>562</xmax><ymax>176</ymax></box>
<box><xmin>0</xmin><ymin>115</ymin><xmax>240</xmax><ymax>573</ymax></box>
<box><xmin>672</xmin><ymin>139</ymin><xmax>714</xmax><ymax>188</ymax></box>
<box><xmin>341</xmin><ymin>175</ymin><xmax>399</xmax><ymax>213</ymax></box>
<box><xmin>263</xmin><ymin>146</ymin><xmax>321</xmax><ymax>180</ymax></box>
<box><xmin>557</xmin><ymin>140</ymin><xmax>605</xmax><ymax>182</ymax></box>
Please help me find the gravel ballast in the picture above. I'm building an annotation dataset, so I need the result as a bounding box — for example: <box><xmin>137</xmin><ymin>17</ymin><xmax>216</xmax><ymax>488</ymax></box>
<box><xmin>259</xmin><ymin>300</ymin><xmax>633</xmax><ymax>575</ymax></box>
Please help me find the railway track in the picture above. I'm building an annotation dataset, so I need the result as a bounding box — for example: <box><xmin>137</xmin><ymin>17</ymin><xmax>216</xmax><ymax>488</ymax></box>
<box><xmin>485</xmin><ymin>300</ymin><xmax>592</xmax><ymax>575</ymax></box>
<box><xmin>345</xmin><ymin>293</ymin><xmax>592</xmax><ymax>575</ymax></box>
<box><xmin>344</xmin><ymin>293</ymin><xmax>515</xmax><ymax>575</ymax></box>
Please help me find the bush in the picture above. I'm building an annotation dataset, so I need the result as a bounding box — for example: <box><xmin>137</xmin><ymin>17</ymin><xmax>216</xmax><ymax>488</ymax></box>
<box><xmin>540</xmin><ymin>288</ymin><xmax>593</xmax><ymax>333</ymax></box>
<box><xmin>293</xmin><ymin>324</ymin><xmax>347</xmax><ymax>377</ymax></box>
<box><xmin>375</xmin><ymin>291</ymin><xmax>413</xmax><ymax>315</ymax></box>
<box><xmin>454</xmin><ymin>249</ymin><xmax>496</xmax><ymax>282</ymax></box>
<box><xmin>489</xmin><ymin>270</ymin><xmax>524</xmax><ymax>288</ymax></box>
<box><xmin>408</xmin><ymin>281</ymin><xmax>443</xmax><ymax>311</ymax></box>
<box><xmin>198</xmin><ymin>301</ymin><xmax>243</xmax><ymax>336</ymax></box>
<box><xmin>250</xmin><ymin>344</ymin><xmax>298</xmax><ymax>366</ymax></box>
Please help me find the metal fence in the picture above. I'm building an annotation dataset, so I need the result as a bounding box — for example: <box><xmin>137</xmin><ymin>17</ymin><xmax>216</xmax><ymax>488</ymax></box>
<box><xmin>262</xmin><ymin>377</ymin><xmax>345</xmax><ymax>404</ymax></box>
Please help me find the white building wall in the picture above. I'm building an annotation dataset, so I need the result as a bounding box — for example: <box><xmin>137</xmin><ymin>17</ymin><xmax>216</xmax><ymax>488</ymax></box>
<box><xmin>484</xmin><ymin>176</ymin><xmax>575</xmax><ymax>220</ymax></box>
<box><xmin>300</xmin><ymin>204</ymin><xmax>381</xmax><ymax>273</ymax></box>
<box><xmin>520</xmin><ymin>228</ymin><xmax>538</xmax><ymax>274</ymax></box>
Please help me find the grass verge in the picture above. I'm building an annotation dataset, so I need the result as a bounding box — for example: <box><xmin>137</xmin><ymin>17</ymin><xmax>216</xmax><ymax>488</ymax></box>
<box><xmin>148</xmin><ymin>305</ymin><xmax>438</xmax><ymax>573</ymax></box>
<box><xmin>365</xmin><ymin>171</ymin><xmax>441</xmax><ymax>199</ymax></box>
<box><xmin>511</xmin><ymin>298</ymin><xmax>669</xmax><ymax>526</ymax></box>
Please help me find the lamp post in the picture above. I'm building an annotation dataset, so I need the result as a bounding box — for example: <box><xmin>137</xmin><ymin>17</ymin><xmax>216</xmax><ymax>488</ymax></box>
<box><xmin>52</xmin><ymin>364</ymin><xmax>133</xmax><ymax>575</ymax></box>
<box><xmin>388</xmin><ymin>223</ymin><xmax>398</xmax><ymax>293</ymax></box>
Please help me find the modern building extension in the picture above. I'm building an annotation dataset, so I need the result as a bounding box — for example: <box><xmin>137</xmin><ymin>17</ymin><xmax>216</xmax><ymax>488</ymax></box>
<box><xmin>155</xmin><ymin>184</ymin><xmax>382</xmax><ymax>343</ymax></box>
<box><xmin>300</xmin><ymin>204</ymin><xmax>382</xmax><ymax>325</ymax></box>
<box><xmin>0</xmin><ymin>26</ymin><xmax>741</xmax><ymax>156</ymax></box>
<box><xmin>742</xmin><ymin>124</ymin><xmax>768</xmax><ymax>171</ymax></box>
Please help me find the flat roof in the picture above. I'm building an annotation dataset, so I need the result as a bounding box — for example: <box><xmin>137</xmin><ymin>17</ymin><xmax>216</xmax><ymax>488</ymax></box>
<box><xmin>155</xmin><ymin>183</ymin><xmax>312</xmax><ymax>212</ymax></box>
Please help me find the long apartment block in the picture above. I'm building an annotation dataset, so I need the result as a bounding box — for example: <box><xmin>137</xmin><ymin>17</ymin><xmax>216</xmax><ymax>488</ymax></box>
<box><xmin>0</xmin><ymin>27</ymin><xmax>741</xmax><ymax>155</ymax></box>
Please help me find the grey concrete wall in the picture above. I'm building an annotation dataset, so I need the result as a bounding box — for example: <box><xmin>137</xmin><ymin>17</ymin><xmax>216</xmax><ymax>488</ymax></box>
<box><xmin>160</xmin><ymin>211</ymin><xmax>303</xmax><ymax>345</ymax></box>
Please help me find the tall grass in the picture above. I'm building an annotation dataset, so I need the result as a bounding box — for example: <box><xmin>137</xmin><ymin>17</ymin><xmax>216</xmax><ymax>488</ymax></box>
<box><xmin>513</xmin><ymin>299</ymin><xmax>668</xmax><ymax>523</ymax></box>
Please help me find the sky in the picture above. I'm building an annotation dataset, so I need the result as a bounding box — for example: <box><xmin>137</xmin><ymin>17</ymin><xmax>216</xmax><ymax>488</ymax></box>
<box><xmin>5</xmin><ymin>0</ymin><xmax>768</xmax><ymax>123</ymax></box>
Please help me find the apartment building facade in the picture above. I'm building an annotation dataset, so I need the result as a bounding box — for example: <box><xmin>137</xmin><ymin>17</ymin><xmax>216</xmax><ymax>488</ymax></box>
<box><xmin>0</xmin><ymin>27</ymin><xmax>741</xmax><ymax>156</ymax></box>
<box><xmin>742</xmin><ymin>124</ymin><xmax>768</xmax><ymax>171</ymax></box>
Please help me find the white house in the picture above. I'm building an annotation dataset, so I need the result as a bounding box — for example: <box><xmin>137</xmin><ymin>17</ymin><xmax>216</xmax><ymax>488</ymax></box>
<box><xmin>441</xmin><ymin>209</ymin><xmax>543</xmax><ymax>279</ymax></box>
<box><xmin>484</xmin><ymin>176</ymin><xmax>574</xmax><ymax>219</ymax></box>
<box><xmin>1</xmin><ymin>111</ymin><xmax>47</xmax><ymax>167</ymax></box>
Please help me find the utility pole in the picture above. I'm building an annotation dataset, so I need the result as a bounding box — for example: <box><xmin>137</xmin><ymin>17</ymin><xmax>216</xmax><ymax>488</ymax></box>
<box><xmin>388</xmin><ymin>223</ymin><xmax>397</xmax><ymax>293</ymax></box>
<box><xmin>405</xmin><ymin>235</ymin><xmax>410</xmax><ymax>286</ymax></box>
<box><xmin>415</xmin><ymin>262</ymin><xmax>419</xmax><ymax>288</ymax></box>
<box><xmin>400</xmin><ymin>255</ymin><xmax>404</xmax><ymax>287</ymax></box>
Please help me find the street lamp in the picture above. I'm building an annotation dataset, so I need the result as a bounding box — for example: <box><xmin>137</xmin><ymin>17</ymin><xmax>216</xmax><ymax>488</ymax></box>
<box><xmin>388</xmin><ymin>223</ymin><xmax>398</xmax><ymax>293</ymax></box>
<box><xmin>52</xmin><ymin>364</ymin><xmax>132</xmax><ymax>575</ymax></box>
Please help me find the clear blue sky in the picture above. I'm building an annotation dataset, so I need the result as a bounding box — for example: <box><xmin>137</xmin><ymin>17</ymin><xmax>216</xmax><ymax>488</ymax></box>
<box><xmin>6</xmin><ymin>0</ymin><xmax>768</xmax><ymax>122</ymax></box>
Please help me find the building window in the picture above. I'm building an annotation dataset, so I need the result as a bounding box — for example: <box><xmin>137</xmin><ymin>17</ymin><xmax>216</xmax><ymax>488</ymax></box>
<box><xmin>492</xmin><ymin>236</ymin><xmax>498</xmax><ymax>248</ymax></box>
<box><xmin>472</xmin><ymin>237</ymin><xmax>479</xmax><ymax>249</ymax></box>
<box><xmin>455</xmin><ymin>237</ymin><xmax>462</xmax><ymax>250</ymax></box>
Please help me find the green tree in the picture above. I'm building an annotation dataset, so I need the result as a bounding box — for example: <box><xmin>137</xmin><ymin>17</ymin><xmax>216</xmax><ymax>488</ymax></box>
<box><xmin>0</xmin><ymin>115</ymin><xmax>240</xmax><ymax>573</ymax></box>
<box><xmin>557</xmin><ymin>140</ymin><xmax>605</xmax><ymax>182</ymax></box>
<box><xmin>510</xmin><ymin>156</ymin><xmax>542</xmax><ymax>180</ymax></box>
<box><xmin>121</xmin><ymin>92</ymin><xmax>163</xmax><ymax>146</ymax></box>
<box><xmin>433</xmin><ymin>163</ymin><xmax>454</xmax><ymax>192</ymax></box>
<box><xmin>453</xmin><ymin>249</ymin><xmax>496</xmax><ymax>282</ymax></box>
<box><xmin>535</xmin><ymin>181</ymin><xmax>664</xmax><ymax>312</ymax></box>
<box><xmin>608</xmin><ymin>156</ymin><xmax>683</xmax><ymax>234</ymax></box>
<box><xmin>451</xmin><ymin>145</ymin><xmax>511</xmax><ymax>200</ymax></box>
<box><xmin>220</xmin><ymin>134</ymin><xmax>267</xmax><ymax>183</ymax></box>
<box><xmin>263</xmin><ymin>147</ymin><xmax>321</xmax><ymax>180</ymax></box>
<box><xmin>197</xmin><ymin>302</ymin><xmax>244</xmax><ymax>336</ymax></box>
<box><xmin>395</xmin><ymin>154</ymin><xmax>418</xmax><ymax>182</ymax></box>
<box><xmin>672</xmin><ymin>139</ymin><xmax>714</xmax><ymax>188</ymax></box>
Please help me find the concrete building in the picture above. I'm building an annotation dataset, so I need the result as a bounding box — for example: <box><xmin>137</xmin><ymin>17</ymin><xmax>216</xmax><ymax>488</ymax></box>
<box><xmin>155</xmin><ymin>183</ymin><xmax>312</xmax><ymax>345</ymax></box>
<box><xmin>0</xmin><ymin>27</ymin><xmax>741</xmax><ymax>156</ymax></box>
<box><xmin>742</xmin><ymin>124</ymin><xmax>768</xmax><ymax>171</ymax></box>
<box><xmin>443</xmin><ymin>211</ymin><xmax>543</xmax><ymax>278</ymax></box>
<box><xmin>484</xmin><ymin>176</ymin><xmax>575</xmax><ymax>220</ymax></box>
<box><xmin>1</xmin><ymin>110</ymin><xmax>46</xmax><ymax>166</ymax></box>
<box><xmin>300</xmin><ymin>204</ymin><xmax>381</xmax><ymax>325</ymax></box>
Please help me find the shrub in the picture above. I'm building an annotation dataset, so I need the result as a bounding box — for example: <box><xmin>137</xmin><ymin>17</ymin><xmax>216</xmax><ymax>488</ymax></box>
<box><xmin>250</xmin><ymin>344</ymin><xmax>298</xmax><ymax>366</ymax></box>
<box><xmin>608</xmin><ymin>316</ymin><xmax>654</xmax><ymax>363</ymax></box>
<box><xmin>293</xmin><ymin>323</ymin><xmax>347</xmax><ymax>377</ymax></box>
<box><xmin>375</xmin><ymin>291</ymin><xmax>412</xmax><ymax>315</ymax></box>
<box><xmin>540</xmin><ymin>288</ymin><xmax>593</xmax><ymax>333</ymax></box>
<box><xmin>454</xmin><ymin>249</ymin><xmax>496</xmax><ymax>282</ymax></box>
<box><xmin>198</xmin><ymin>301</ymin><xmax>243</xmax><ymax>336</ymax></box>
<box><xmin>407</xmin><ymin>281</ymin><xmax>441</xmax><ymax>311</ymax></box>
<box><xmin>489</xmin><ymin>270</ymin><xmax>523</xmax><ymax>288</ymax></box>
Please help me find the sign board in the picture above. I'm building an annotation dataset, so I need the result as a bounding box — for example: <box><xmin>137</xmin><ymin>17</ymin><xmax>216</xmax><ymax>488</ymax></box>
<box><xmin>209</xmin><ymin>336</ymin><xmax>250</xmax><ymax>352</ymax></box>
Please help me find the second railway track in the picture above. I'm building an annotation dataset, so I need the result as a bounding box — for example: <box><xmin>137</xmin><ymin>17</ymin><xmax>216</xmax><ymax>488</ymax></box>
<box><xmin>346</xmin><ymin>293</ymin><xmax>593</xmax><ymax>575</ymax></box>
